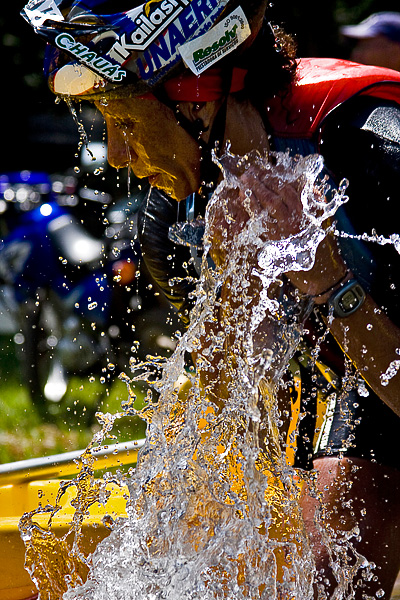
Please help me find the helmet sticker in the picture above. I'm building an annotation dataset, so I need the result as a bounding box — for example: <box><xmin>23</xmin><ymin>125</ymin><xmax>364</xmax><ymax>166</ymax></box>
<box><xmin>53</xmin><ymin>63</ymin><xmax>104</xmax><ymax>96</ymax></box>
<box><xmin>179</xmin><ymin>6</ymin><xmax>250</xmax><ymax>75</ymax></box>
<box><xmin>130</xmin><ymin>0</ymin><xmax>229</xmax><ymax>83</ymax></box>
<box><xmin>23</xmin><ymin>0</ymin><xmax>63</xmax><ymax>27</ymax></box>
<box><xmin>55</xmin><ymin>33</ymin><xmax>126</xmax><ymax>82</ymax></box>
<box><xmin>108</xmin><ymin>0</ymin><xmax>228</xmax><ymax>63</ymax></box>
<box><xmin>121</xmin><ymin>0</ymin><xmax>192</xmax><ymax>52</ymax></box>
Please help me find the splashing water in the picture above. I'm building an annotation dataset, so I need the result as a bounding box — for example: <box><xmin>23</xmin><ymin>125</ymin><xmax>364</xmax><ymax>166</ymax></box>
<box><xmin>65</xmin><ymin>99</ymin><xmax>94</xmax><ymax>162</ymax></box>
<box><xmin>21</xmin><ymin>150</ymin><xmax>356</xmax><ymax>600</ymax></box>
<box><xmin>380</xmin><ymin>359</ymin><xmax>400</xmax><ymax>387</ymax></box>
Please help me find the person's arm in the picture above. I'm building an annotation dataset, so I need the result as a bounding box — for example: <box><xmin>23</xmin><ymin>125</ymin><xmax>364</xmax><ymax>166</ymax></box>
<box><xmin>314</xmin><ymin>97</ymin><xmax>400</xmax><ymax>414</ymax></box>
<box><xmin>206</xmin><ymin>156</ymin><xmax>400</xmax><ymax>417</ymax></box>
<box><xmin>328</xmin><ymin>293</ymin><xmax>400</xmax><ymax>414</ymax></box>
<box><xmin>288</xmin><ymin>231</ymin><xmax>400</xmax><ymax>416</ymax></box>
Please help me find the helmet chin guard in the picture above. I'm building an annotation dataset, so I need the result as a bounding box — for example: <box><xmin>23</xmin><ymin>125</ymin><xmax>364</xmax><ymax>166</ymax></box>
<box><xmin>21</xmin><ymin>0</ymin><xmax>267</xmax><ymax>98</ymax></box>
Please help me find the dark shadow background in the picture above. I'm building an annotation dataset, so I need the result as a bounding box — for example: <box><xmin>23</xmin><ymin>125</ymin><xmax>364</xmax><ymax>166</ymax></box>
<box><xmin>1</xmin><ymin>0</ymin><xmax>400</xmax><ymax>173</ymax></box>
<box><xmin>1</xmin><ymin>4</ymin><xmax>80</xmax><ymax>173</ymax></box>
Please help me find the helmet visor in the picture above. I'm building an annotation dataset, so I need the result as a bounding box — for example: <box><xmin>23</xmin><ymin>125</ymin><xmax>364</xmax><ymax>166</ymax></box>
<box><xmin>22</xmin><ymin>0</ymin><xmax>230</xmax><ymax>98</ymax></box>
<box><xmin>22</xmin><ymin>1</ymin><xmax>138</xmax><ymax>95</ymax></box>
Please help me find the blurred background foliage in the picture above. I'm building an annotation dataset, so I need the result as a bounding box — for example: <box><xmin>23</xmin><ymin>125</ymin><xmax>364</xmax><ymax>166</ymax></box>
<box><xmin>0</xmin><ymin>0</ymin><xmax>399</xmax><ymax>461</ymax></box>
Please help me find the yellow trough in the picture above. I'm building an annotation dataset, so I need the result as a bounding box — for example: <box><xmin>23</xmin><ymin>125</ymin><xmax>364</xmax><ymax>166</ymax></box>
<box><xmin>0</xmin><ymin>440</ymin><xmax>145</xmax><ymax>600</ymax></box>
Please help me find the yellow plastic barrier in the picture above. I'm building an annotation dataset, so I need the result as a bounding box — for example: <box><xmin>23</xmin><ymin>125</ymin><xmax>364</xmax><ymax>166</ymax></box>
<box><xmin>0</xmin><ymin>440</ymin><xmax>144</xmax><ymax>600</ymax></box>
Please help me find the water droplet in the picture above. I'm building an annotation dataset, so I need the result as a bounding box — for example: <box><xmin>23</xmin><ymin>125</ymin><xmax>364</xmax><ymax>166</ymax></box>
<box><xmin>13</xmin><ymin>332</ymin><xmax>25</xmax><ymax>345</ymax></box>
<box><xmin>357</xmin><ymin>380</ymin><xmax>369</xmax><ymax>397</ymax></box>
<box><xmin>380</xmin><ymin>359</ymin><xmax>400</xmax><ymax>386</ymax></box>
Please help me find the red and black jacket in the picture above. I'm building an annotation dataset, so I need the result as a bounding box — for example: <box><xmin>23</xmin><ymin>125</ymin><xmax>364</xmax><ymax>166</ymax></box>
<box><xmin>268</xmin><ymin>57</ymin><xmax>400</xmax><ymax>142</ymax></box>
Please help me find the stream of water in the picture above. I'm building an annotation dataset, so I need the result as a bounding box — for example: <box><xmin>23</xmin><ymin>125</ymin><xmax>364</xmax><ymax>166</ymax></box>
<box><xmin>20</xmin><ymin>149</ymin><xmax>377</xmax><ymax>600</ymax></box>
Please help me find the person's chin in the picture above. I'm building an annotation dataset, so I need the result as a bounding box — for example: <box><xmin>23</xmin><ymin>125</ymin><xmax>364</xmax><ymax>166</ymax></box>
<box><xmin>152</xmin><ymin>174</ymin><xmax>195</xmax><ymax>202</ymax></box>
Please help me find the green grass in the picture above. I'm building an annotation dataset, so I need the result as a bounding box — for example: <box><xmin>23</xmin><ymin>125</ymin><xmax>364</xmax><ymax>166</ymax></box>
<box><xmin>0</xmin><ymin>335</ymin><xmax>148</xmax><ymax>464</ymax></box>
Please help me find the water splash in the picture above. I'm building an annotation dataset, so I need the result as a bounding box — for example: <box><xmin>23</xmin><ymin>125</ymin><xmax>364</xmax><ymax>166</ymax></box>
<box><xmin>21</xmin><ymin>150</ymin><xmax>355</xmax><ymax>600</ymax></box>
<box><xmin>380</xmin><ymin>358</ymin><xmax>400</xmax><ymax>387</ymax></box>
<box><xmin>65</xmin><ymin>99</ymin><xmax>94</xmax><ymax>162</ymax></box>
<box><xmin>336</xmin><ymin>230</ymin><xmax>400</xmax><ymax>254</ymax></box>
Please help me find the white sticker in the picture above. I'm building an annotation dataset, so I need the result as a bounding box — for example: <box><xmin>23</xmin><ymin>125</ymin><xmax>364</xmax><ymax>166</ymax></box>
<box><xmin>23</xmin><ymin>0</ymin><xmax>64</xmax><ymax>28</ymax></box>
<box><xmin>53</xmin><ymin>64</ymin><xmax>103</xmax><ymax>96</ymax></box>
<box><xmin>121</xmin><ymin>0</ymin><xmax>191</xmax><ymax>52</ymax></box>
<box><xmin>178</xmin><ymin>6</ymin><xmax>251</xmax><ymax>75</ymax></box>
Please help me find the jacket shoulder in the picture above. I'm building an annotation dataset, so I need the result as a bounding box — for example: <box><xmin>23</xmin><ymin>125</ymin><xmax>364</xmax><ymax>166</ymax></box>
<box><xmin>267</xmin><ymin>57</ymin><xmax>400</xmax><ymax>139</ymax></box>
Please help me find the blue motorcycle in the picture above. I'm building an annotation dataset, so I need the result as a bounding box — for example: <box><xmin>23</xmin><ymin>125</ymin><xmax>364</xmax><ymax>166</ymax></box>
<box><xmin>0</xmin><ymin>170</ymin><xmax>176</xmax><ymax>421</ymax></box>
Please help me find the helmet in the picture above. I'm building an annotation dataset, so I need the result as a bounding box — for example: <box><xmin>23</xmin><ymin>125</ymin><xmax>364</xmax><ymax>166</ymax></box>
<box><xmin>21</xmin><ymin>0</ymin><xmax>267</xmax><ymax>98</ymax></box>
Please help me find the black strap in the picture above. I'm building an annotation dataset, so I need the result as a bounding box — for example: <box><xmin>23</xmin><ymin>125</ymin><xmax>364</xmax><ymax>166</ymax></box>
<box><xmin>197</xmin><ymin>94</ymin><xmax>228</xmax><ymax>200</ymax></box>
<box><xmin>154</xmin><ymin>74</ymin><xmax>231</xmax><ymax>214</ymax></box>
<box><xmin>154</xmin><ymin>85</ymin><xmax>209</xmax><ymax>141</ymax></box>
